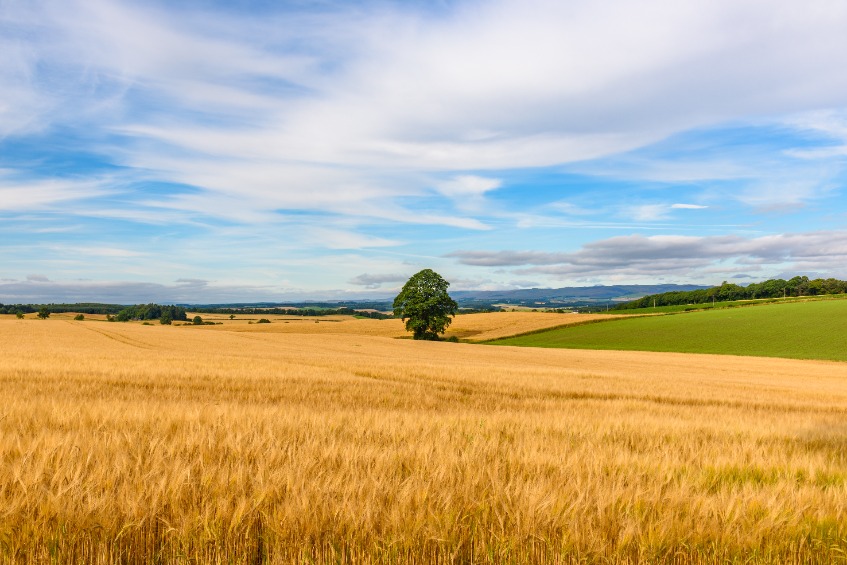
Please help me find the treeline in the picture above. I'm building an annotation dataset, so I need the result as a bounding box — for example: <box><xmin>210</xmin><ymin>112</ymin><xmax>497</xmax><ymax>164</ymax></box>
<box><xmin>192</xmin><ymin>306</ymin><xmax>393</xmax><ymax>319</ymax></box>
<box><xmin>1</xmin><ymin>302</ymin><xmax>390</xmax><ymax>320</ymax></box>
<box><xmin>115</xmin><ymin>304</ymin><xmax>188</xmax><ymax>323</ymax></box>
<box><xmin>0</xmin><ymin>303</ymin><xmax>126</xmax><ymax>315</ymax></box>
<box><xmin>457</xmin><ymin>307</ymin><xmax>501</xmax><ymax>315</ymax></box>
<box><xmin>614</xmin><ymin>276</ymin><xmax>847</xmax><ymax>311</ymax></box>
<box><xmin>0</xmin><ymin>302</ymin><xmax>189</xmax><ymax>323</ymax></box>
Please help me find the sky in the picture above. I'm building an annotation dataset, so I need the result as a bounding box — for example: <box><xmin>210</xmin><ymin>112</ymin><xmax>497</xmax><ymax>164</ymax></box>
<box><xmin>2</xmin><ymin>0</ymin><xmax>847</xmax><ymax>303</ymax></box>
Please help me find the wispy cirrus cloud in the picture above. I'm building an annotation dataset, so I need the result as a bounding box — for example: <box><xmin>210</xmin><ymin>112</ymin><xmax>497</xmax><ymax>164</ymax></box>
<box><xmin>7</xmin><ymin>0</ymin><xmax>847</xmax><ymax>212</ymax></box>
<box><xmin>3</xmin><ymin>0</ymin><xmax>847</xmax><ymax>297</ymax></box>
<box><xmin>0</xmin><ymin>175</ymin><xmax>114</xmax><ymax>211</ymax></box>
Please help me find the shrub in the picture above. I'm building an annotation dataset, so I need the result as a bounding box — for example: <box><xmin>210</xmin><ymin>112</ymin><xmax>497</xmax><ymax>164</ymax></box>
<box><xmin>193</xmin><ymin>316</ymin><xmax>203</xmax><ymax>325</ymax></box>
<box><xmin>257</xmin><ymin>318</ymin><xmax>271</xmax><ymax>324</ymax></box>
<box><xmin>74</xmin><ymin>314</ymin><xmax>85</xmax><ymax>321</ymax></box>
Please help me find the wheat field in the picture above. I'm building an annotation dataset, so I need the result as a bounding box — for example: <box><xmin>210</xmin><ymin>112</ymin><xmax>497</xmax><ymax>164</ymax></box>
<box><xmin>2</xmin><ymin>316</ymin><xmax>847</xmax><ymax>563</ymax></box>
<box><xmin>191</xmin><ymin>311</ymin><xmax>617</xmax><ymax>342</ymax></box>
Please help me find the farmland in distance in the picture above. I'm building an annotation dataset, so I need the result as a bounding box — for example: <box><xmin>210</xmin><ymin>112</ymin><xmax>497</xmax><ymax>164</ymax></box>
<box><xmin>490</xmin><ymin>299</ymin><xmax>847</xmax><ymax>361</ymax></box>
<box><xmin>2</xmin><ymin>315</ymin><xmax>847</xmax><ymax>563</ymax></box>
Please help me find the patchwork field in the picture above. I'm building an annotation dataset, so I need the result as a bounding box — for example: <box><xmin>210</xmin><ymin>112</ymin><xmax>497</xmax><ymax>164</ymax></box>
<box><xmin>2</xmin><ymin>317</ymin><xmax>847</xmax><ymax>563</ymax></box>
<box><xmin>490</xmin><ymin>299</ymin><xmax>847</xmax><ymax>361</ymax></box>
<box><xmin>187</xmin><ymin>310</ymin><xmax>620</xmax><ymax>342</ymax></box>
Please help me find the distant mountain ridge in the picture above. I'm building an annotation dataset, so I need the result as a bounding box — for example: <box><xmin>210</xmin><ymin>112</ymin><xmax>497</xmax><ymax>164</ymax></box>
<box><xmin>451</xmin><ymin>284</ymin><xmax>710</xmax><ymax>302</ymax></box>
<box><xmin>181</xmin><ymin>284</ymin><xmax>711</xmax><ymax>310</ymax></box>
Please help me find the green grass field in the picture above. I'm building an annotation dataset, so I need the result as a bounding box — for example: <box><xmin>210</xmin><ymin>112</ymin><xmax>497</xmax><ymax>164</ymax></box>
<box><xmin>608</xmin><ymin>293</ymin><xmax>847</xmax><ymax>315</ymax></box>
<box><xmin>489</xmin><ymin>299</ymin><xmax>847</xmax><ymax>361</ymax></box>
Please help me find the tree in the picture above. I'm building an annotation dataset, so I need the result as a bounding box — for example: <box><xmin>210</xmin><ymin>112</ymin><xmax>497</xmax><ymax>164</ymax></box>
<box><xmin>193</xmin><ymin>315</ymin><xmax>203</xmax><ymax>325</ymax></box>
<box><xmin>393</xmin><ymin>269</ymin><xmax>458</xmax><ymax>340</ymax></box>
<box><xmin>160</xmin><ymin>313</ymin><xmax>172</xmax><ymax>325</ymax></box>
<box><xmin>15</xmin><ymin>311</ymin><xmax>24</xmax><ymax>319</ymax></box>
<box><xmin>74</xmin><ymin>314</ymin><xmax>85</xmax><ymax>321</ymax></box>
<box><xmin>37</xmin><ymin>306</ymin><xmax>50</xmax><ymax>320</ymax></box>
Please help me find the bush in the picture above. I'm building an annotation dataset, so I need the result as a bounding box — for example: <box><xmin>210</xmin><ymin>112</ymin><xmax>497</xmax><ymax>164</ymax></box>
<box><xmin>257</xmin><ymin>318</ymin><xmax>271</xmax><ymax>324</ymax></box>
<box><xmin>193</xmin><ymin>315</ymin><xmax>203</xmax><ymax>325</ymax></box>
<box><xmin>15</xmin><ymin>311</ymin><xmax>24</xmax><ymax>319</ymax></box>
<box><xmin>74</xmin><ymin>314</ymin><xmax>85</xmax><ymax>321</ymax></box>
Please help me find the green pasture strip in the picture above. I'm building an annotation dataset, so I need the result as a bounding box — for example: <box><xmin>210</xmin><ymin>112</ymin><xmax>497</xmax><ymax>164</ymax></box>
<box><xmin>611</xmin><ymin>293</ymin><xmax>847</xmax><ymax>315</ymax></box>
<box><xmin>488</xmin><ymin>300</ymin><xmax>847</xmax><ymax>361</ymax></box>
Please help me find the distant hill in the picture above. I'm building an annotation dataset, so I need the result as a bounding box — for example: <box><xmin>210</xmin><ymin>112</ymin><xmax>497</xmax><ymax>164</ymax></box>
<box><xmin>183</xmin><ymin>285</ymin><xmax>710</xmax><ymax>311</ymax></box>
<box><xmin>1</xmin><ymin>285</ymin><xmax>709</xmax><ymax>315</ymax></box>
<box><xmin>451</xmin><ymin>284</ymin><xmax>709</xmax><ymax>303</ymax></box>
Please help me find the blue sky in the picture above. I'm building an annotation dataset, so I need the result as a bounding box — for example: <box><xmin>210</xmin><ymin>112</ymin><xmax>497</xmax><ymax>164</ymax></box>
<box><xmin>2</xmin><ymin>0</ymin><xmax>847</xmax><ymax>303</ymax></box>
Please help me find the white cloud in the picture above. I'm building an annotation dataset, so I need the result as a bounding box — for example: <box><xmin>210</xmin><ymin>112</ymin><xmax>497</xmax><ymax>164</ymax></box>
<box><xmin>348</xmin><ymin>273</ymin><xmax>409</xmax><ymax>289</ymax></box>
<box><xmin>0</xmin><ymin>176</ymin><xmax>113</xmax><ymax>211</ymax></box>
<box><xmin>3</xmin><ymin>0</ymin><xmax>847</xmax><ymax>294</ymax></box>
<box><xmin>617</xmin><ymin>203</ymin><xmax>709</xmax><ymax>222</ymax></box>
<box><xmin>5</xmin><ymin>0</ymin><xmax>847</xmax><ymax>221</ymax></box>
<box><xmin>626</xmin><ymin>204</ymin><xmax>672</xmax><ymax>221</ymax></box>
<box><xmin>447</xmin><ymin>230</ymin><xmax>847</xmax><ymax>282</ymax></box>
<box><xmin>435</xmin><ymin>175</ymin><xmax>502</xmax><ymax>198</ymax></box>
<box><xmin>304</xmin><ymin>228</ymin><xmax>401</xmax><ymax>250</ymax></box>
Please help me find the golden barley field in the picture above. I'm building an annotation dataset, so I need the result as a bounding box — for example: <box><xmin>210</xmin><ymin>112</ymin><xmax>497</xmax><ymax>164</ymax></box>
<box><xmin>190</xmin><ymin>311</ymin><xmax>618</xmax><ymax>342</ymax></box>
<box><xmin>2</xmin><ymin>315</ymin><xmax>847</xmax><ymax>563</ymax></box>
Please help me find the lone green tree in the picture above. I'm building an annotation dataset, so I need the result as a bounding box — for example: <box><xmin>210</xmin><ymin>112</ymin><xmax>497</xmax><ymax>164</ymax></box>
<box><xmin>37</xmin><ymin>306</ymin><xmax>50</xmax><ymax>320</ymax></box>
<box><xmin>393</xmin><ymin>269</ymin><xmax>458</xmax><ymax>340</ymax></box>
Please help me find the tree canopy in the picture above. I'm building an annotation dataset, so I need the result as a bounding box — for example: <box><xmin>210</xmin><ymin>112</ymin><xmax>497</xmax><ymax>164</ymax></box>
<box><xmin>393</xmin><ymin>269</ymin><xmax>458</xmax><ymax>340</ymax></box>
<box><xmin>116</xmin><ymin>304</ymin><xmax>188</xmax><ymax>322</ymax></box>
<box><xmin>612</xmin><ymin>276</ymin><xmax>847</xmax><ymax>311</ymax></box>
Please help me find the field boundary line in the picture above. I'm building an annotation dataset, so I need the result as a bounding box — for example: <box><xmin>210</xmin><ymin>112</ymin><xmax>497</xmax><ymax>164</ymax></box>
<box><xmin>477</xmin><ymin>313</ymin><xmax>658</xmax><ymax>343</ymax></box>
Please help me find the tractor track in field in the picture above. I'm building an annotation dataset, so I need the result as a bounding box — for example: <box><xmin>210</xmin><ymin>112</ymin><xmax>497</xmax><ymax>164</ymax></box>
<box><xmin>72</xmin><ymin>321</ymin><xmax>159</xmax><ymax>350</ymax></box>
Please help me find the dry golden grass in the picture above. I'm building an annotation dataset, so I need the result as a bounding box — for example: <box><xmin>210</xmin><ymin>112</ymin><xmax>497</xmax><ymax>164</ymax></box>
<box><xmin>192</xmin><ymin>311</ymin><xmax>619</xmax><ymax>342</ymax></box>
<box><xmin>2</xmin><ymin>317</ymin><xmax>847</xmax><ymax>563</ymax></box>
<box><xmin>442</xmin><ymin>311</ymin><xmax>619</xmax><ymax>341</ymax></box>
